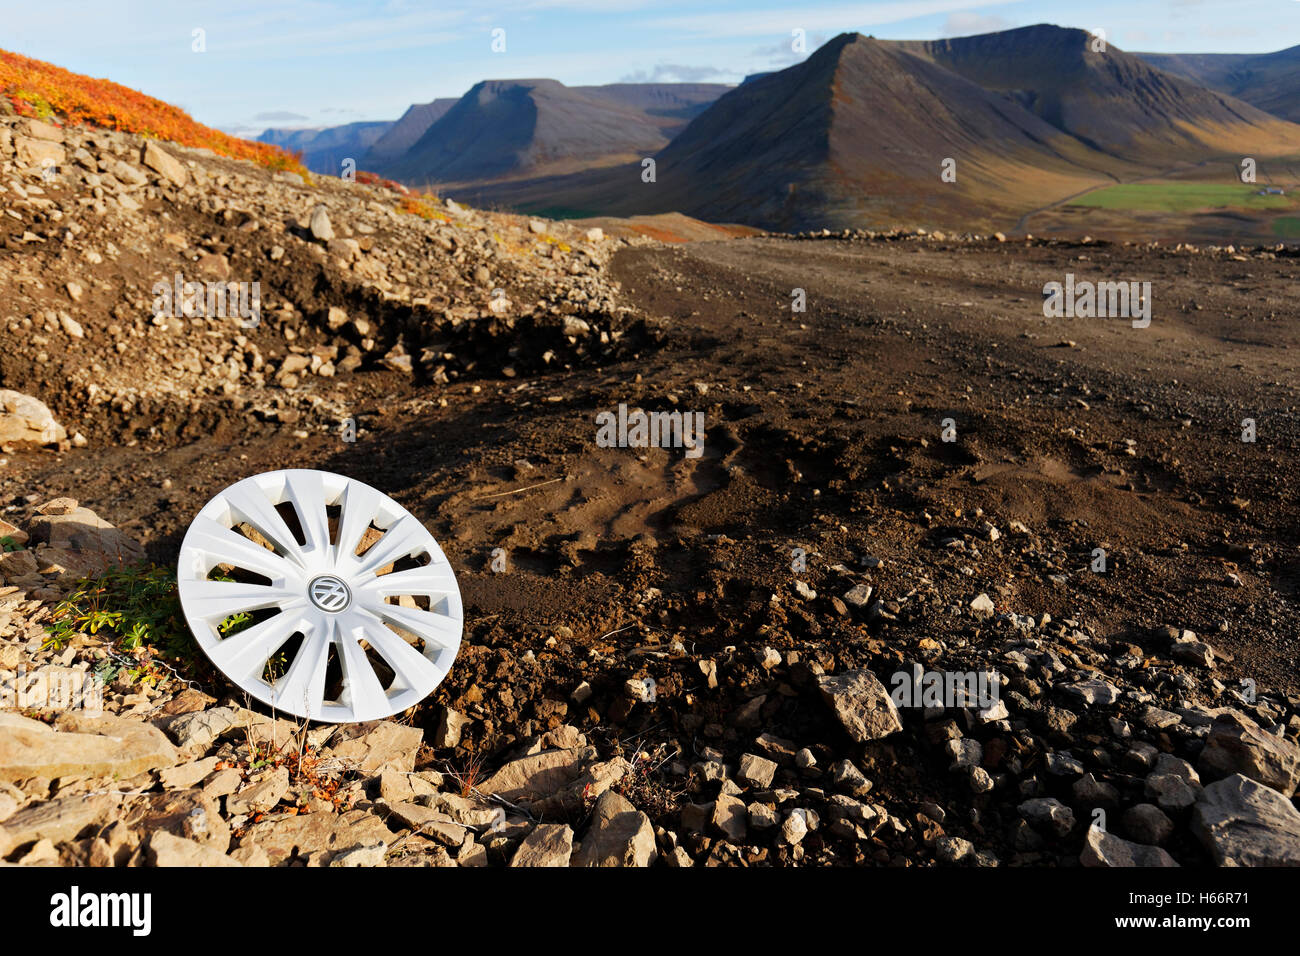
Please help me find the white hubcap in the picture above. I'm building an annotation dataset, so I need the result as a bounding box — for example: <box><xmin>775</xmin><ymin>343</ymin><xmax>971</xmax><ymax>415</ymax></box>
<box><xmin>177</xmin><ymin>469</ymin><xmax>463</xmax><ymax>722</ymax></box>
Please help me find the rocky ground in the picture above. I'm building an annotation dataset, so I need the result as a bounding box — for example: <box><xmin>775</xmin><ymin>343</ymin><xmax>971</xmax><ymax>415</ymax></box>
<box><xmin>1</xmin><ymin>110</ymin><xmax>1299</xmax><ymax>867</ymax></box>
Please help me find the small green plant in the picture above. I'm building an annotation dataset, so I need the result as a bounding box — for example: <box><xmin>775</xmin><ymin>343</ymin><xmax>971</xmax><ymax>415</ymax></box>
<box><xmin>0</xmin><ymin>535</ymin><xmax>24</xmax><ymax>552</ymax></box>
<box><xmin>12</xmin><ymin>89</ymin><xmax>55</xmax><ymax>119</ymax></box>
<box><xmin>40</xmin><ymin>563</ymin><xmax>234</xmax><ymax>689</ymax></box>
<box><xmin>43</xmin><ymin>564</ymin><xmax>185</xmax><ymax>652</ymax></box>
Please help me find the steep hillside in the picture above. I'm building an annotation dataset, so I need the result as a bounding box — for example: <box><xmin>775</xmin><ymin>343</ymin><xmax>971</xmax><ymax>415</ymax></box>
<box><xmin>384</xmin><ymin>80</ymin><xmax>726</xmax><ymax>186</ymax></box>
<box><xmin>0</xmin><ymin>48</ymin><xmax>304</xmax><ymax>176</ymax></box>
<box><xmin>576</xmin><ymin>83</ymin><xmax>730</xmax><ymax>137</ymax></box>
<box><xmin>363</xmin><ymin>98</ymin><xmax>457</xmax><ymax>169</ymax></box>
<box><xmin>1139</xmin><ymin>45</ymin><xmax>1300</xmax><ymax>123</ymax></box>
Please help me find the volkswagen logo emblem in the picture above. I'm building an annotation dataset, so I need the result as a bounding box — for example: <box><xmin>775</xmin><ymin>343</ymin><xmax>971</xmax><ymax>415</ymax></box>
<box><xmin>308</xmin><ymin>574</ymin><xmax>351</xmax><ymax>612</ymax></box>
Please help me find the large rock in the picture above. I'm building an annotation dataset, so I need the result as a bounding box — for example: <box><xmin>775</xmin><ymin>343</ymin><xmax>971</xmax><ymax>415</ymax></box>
<box><xmin>160</xmin><ymin>706</ymin><xmax>241</xmax><ymax>750</ymax></box>
<box><xmin>0</xmin><ymin>389</ymin><xmax>66</xmax><ymax>445</ymax></box>
<box><xmin>136</xmin><ymin>788</ymin><xmax>230</xmax><ymax>851</ymax></box>
<box><xmin>226</xmin><ymin>766</ymin><xmax>290</xmax><ymax>816</ymax></box>
<box><xmin>148</xmin><ymin>831</ymin><xmax>240</xmax><ymax>867</ymax></box>
<box><xmin>27</xmin><ymin>504</ymin><xmax>146</xmax><ymax>575</ymax></box>
<box><xmin>328</xmin><ymin>721</ymin><xmax>423</xmax><ymax>773</ymax></box>
<box><xmin>21</xmin><ymin>119</ymin><xmax>64</xmax><ymax>142</ymax></box>
<box><xmin>572</xmin><ymin>791</ymin><xmax>657</xmax><ymax>867</ymax></box>
<box><xmin>478</xmin><ymin>746</ymin><xmax>595</xmax><ymax>803</ymax></box>
<box><xmin>817</xmin><ymin>669</ymin><xmax>903</xmax><ymax>742</ymax></box>
<box><xmin>1080</xmin><ymin>828</ymin><xmax>1179</xmax><ymax>867</ymax></box>
<box><xmin>13</xmin><ymin>137</ymin><xmax>64</xmax><ymax>169</ymax></box>
<box><xmin>510</xmin><ymin>824</ymin><xmax>574</xmax><ymax>867</ymax></box>
<box><xmin>1191</xmin><ymin>774</ymin><xmax>1300</xmax><ymax>866</ymax></box>
<box><xmin>0</xmin><ymin>712</ymin><xmax>178</xmax><ymax>783</ymax></box>
<box><xmin>1198</xmin><ymin>711</ymin><xmax>1300</xmax><ymax>797</ymax></box>
<box><xmin>232</xmin><ymin>809</ymin><xmax>395</xmax><ymax>866</ymax></box>
<box><xmin>1</xmin><ymin>794</ymin><xmax>119</xmax><ymax>849</ymax></box>
<box><xmin>141</xmin><ymin>141</ymin><xmax>188</xmax><ymax>187</ymax></box>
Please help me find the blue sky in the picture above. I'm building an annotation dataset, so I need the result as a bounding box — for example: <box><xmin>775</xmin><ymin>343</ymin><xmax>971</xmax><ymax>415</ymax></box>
<box><xmin>5</xmin><ymin>0</ymin><xmax>1298</xmax><ymax>137</ymax></box>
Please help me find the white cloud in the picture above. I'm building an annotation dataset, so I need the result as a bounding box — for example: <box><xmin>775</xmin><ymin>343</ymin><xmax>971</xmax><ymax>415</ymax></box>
<box><xmin>941</xmin><ymin>12</ymin><xmax>1014</xmax><ymax>36</ymax></box>
<box><xmin>649</xmin><ymin>0</ymin><xmax>1024</xmax><ymax>39</ymax></box>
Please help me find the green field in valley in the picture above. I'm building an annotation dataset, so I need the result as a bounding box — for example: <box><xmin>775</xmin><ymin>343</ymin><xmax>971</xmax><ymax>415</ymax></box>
<box><xmin>1069</xmin><ymin>183</ymin><xmax>1296</xmax><ymax>213</ymax></box>
<box><xmin>1272</xmin><ymin>217</ymin><xmax>1300</xmax><ymax>238</ymax></box>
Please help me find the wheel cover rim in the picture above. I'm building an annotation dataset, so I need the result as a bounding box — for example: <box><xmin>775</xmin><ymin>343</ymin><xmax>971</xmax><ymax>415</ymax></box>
<box><xmin>177</xmin><ymin>469</ymin><xmax>462</xmax><ymax>722</ymax></box>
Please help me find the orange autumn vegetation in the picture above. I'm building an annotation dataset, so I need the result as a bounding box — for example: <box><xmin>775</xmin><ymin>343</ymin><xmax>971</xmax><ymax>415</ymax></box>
<box><xmin>0</xmin><ymin>48</ymin><xmax>309</xmax><ymax>178</ymax></box>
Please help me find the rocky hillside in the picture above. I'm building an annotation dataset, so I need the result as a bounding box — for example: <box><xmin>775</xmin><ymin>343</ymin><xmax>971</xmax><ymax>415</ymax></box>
<box><xmin>0</xmin><ymin>104</ymin><xmax>642</xmax><ymax>450</ymax></box>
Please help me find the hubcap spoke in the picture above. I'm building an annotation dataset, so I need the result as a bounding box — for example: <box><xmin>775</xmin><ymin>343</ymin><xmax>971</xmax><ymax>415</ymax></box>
<box><xmin>185</xmin><ymin>515</ymin><xmax>295</xmax><ymax>582</ymax></box>
<box><xmin>206</xmin><ymin>608</ymin><xmax>305</xmax><ymax>688</ymax></box>
<box><xmin>282</xmin><ymin>470</ymin><xmax>331</xmax><ymax>556</ymax></box>
<box><xmin>350</xmin><ymin>514</ymin><xmax>430</xmax><ymax>575</ymax></box>
<box><xmin>269</xmin><ymin>619</ymin><xmax>330</xmax><ymax>715</ymax></box>
<box><xmin>354</xmin><ymin>608</ymin><xmax>446</xmax><ymax>688</ymax></box>
<box><xmin>223</xmin><ymin>483</ymin><xmax>309</xmax><ymax>568</ymax></box>
<box><xmin>367</xmin><ymin>601</ymin><xmax>461</xmax><ymax>652</ymax></box>
<box><xmin>357</xmin><ymin>565</ymin><xmax>458</xmax><ymax>599</ymax></box>
<box><xmin>182</xmin><ymin>578</ymin><xmax>301</xmax><ymax>621</ymax></box>
<box><xmin>336</xmin><ymin>613</ymin><xmax>394</xmax><ymax>721</ymax></box>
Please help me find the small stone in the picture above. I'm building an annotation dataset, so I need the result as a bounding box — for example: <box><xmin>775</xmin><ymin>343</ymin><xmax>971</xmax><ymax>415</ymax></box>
<box><xmin>818</xmin><ymin>669</ymin><xmax>903</xmax><ymax>742</ymax></box>
<box><xmin>748</xmin><ymin>803</ymin><xmax>779</xmax><ymax>829</ymax></box>
<box><xmin>968</xmin><ymin>766</ymin><xmax>995</xmax><ymax>793</ymax></box>
<box><xmin>1018</xmin><ymin>797</ymin><xmax>1075</xmax><ymax>837</ymax></box>
<box><xmin>830</xmin><ymin>759</ymin><xmax>873</xmax><ymax>797</ymax></box>
<box><xmin>710</xmin><ymin>792</ymin><xmax>748</xmax><ymax>841</ymax></box>
<box><xmin>309</xmin><ymin>204</ymin><xmax>335</xmax><ymax>241</ymax></box>
<box><xmin>1122</xmin><ymin>804</ymin><xmax>1174</xmax><ymax>845</ymax></box>
<box><xmin>737</xmin><ymin>753</ymin><xmax>777</xmax><ymax>788</ymax></box>
<box><xmin>780</xmin><ymin>809</ymin><xmax>810</xmax><ymax>845</ymax></box>
<box><xmin>510</xmin><ymin>824</ymin><xmax>574</xmax><ymax>867</ymax></box>
<box><xmin>572</xmin><ymin>791</ymin><xmax>656</xmax><ymax>867</ymax></box>
<box><xmin>843</xmin><ymin>583</ymin><xmax>873</xmax><ymax>607</ymax></box>
<box><xmin>227</xmin><ymin>765</ymin><xmax>290</xmax><ymax>816</ymax></box>
<box><xmin>936</xmin><ymin>835</ymin><xmax>973</xmax><ymax>864</ymax></box>
<box><xmin>1081</xmin><ymin>828</ymin><xmax>1178</xmax><ymax>867</ymax></box>
<box><xmin>141</xmin><ymin>141</ymin><xmax>188</xmax><ymax>186</ymax></box>
<box><xmin>1058</xmin><ymin>677</ymin><xmax>1121</xmax><ymax>707</ymax></box>
<box><xmin>434</xmin><ymin>707</ymin><xmax>470</xmax><ymax>749</ymax></box>
<box><xmin>329</xmin><ymin>841</ymin><xmax>389</xmax><ymax>868</ymax></box>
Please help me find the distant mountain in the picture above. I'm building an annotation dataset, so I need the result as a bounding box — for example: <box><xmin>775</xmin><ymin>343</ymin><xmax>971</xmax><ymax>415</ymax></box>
<box><xmin>897</xmin><ymin>26</ymin><xmax>1298</xmax><ymax>161</ymax></box>
<box><xmin>362</xmin><ymin>98</ymin><xmax>457</xmax><ymax>169</ymax></box>
<box><xmin>382</xmin><ymin>80</ymin><xmax>729</xmax><ymax>186</ymax></box>
<box><xmin>257</xmin><ymin>121</ymin><xmax>392</xmax><ymax>176</ymax></box>
<box><xmin>575</xmin><ymin>83</ymin><xmax>729</xmax><ymax>136</ymax></box>
<box><xmin>1137</xmin><ymin>45</ymin><xmax>1300</xmax><ymax>123</ymax></box>
<box><xmin>443</xmin><ymin>26</ymin><xmax>1300</xmax><ymax>231</ymax></box>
